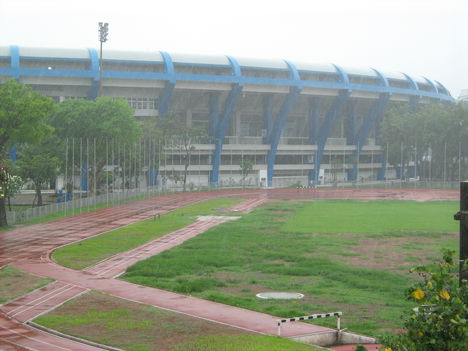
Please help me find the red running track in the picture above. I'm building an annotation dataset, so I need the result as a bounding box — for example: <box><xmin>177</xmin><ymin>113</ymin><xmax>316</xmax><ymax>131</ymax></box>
<box><xmin>0</xmin><ymin>188</ymin><xmax>458</xmax><ymax>350</ymax></box>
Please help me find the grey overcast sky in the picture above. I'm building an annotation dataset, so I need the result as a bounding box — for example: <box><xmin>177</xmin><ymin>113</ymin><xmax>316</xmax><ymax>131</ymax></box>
<box><xmin>1</xmin><ymin>0</ymin><xmax>466</xmax><ymax>97</ymax></box>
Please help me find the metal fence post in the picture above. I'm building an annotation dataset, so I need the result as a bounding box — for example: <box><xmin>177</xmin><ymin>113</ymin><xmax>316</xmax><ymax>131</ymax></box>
<box><xmin>454</xmin><ymin>181</ymin><xmax>468</xmax><ymax>286</ymax></box>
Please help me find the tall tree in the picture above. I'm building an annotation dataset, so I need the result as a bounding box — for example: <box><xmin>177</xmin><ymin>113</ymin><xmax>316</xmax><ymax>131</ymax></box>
<box><xmin>156</xmin><ymin>113</ymin><xmax>208</xmax><ymax>191</ymax></box>
<box><xmin>379</xmin><ymin>103</ymin><xmax>468</xmax><ymax>182</ymax></box>
<box><xmin>240</xmin><ymin>158</ymin><xmax>254</xmax><ymax>188</ymax></box>
<box><xmin>0</xmin><ymin>79</ymin><xmax>54</xmax><ymax>226</ymax></box>
<box><xmin>49</xmin><ymin>97</ymin><xmax>141</xmax><ymax>194</ymax></box>
<box><xmin>16</xmin><ymin>137</ymin><xmax>62</xmax><ymax>206</ymax></box>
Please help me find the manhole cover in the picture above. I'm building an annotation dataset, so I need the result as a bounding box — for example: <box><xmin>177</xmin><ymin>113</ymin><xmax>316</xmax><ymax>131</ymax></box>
<box><xmin>256</xmin><ymin>292</ymin><xmax>304</xmax><ymax>300</ymax></box>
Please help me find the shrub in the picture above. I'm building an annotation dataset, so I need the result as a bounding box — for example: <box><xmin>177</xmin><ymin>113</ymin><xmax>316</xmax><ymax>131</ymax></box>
<box><xmin>380</xmin><ymin>249</ymin><xmax>467</xmax><ymax>351</ymax></box>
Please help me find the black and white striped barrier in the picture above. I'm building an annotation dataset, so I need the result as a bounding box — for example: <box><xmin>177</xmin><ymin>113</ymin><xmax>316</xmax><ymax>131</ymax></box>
<box><xmin>277</xmin><ymin>312</ymin><xmax>343</xmax><ymax>336</ymax></box>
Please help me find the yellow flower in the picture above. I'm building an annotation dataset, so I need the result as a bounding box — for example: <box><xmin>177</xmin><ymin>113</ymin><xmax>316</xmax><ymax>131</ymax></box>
<box><xmin>384</xmin><ymin>348</ymin><xmax>392</xmax><ymax>351</ymax></box>
<box><xmin>439</xmin><ymin>289</ymin><xmax>450</xmax><ymax>300</ymax></box>
<box><xmin>427</xmin><ymin>281</ymin><xmax>432</xmax><ymax>287</ymax></box>
<box><xmin>412</xmin><ymin>288</ymin><xmax>425</xmax><ymax>300</ymax></box>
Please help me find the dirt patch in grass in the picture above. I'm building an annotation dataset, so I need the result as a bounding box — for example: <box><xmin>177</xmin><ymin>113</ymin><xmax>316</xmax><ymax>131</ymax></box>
<box><xmin>34</xmin><ymin>291</ymin><xmax>254</xmax><ymax>351</ymax></box>
<box><xmin>0</xmin><ymin>266</ymin><xmax>53</xmax><ymax>305</ymax></box>
<box><xmin>330</xmin><ymin>233</ymin><xmax>457</xmax><ymax>273</ymax></box>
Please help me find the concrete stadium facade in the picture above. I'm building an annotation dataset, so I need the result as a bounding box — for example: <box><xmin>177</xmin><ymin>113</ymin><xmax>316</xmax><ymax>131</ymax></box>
<box><xmin>0</xmin><ymin>46</ymin><xmax>454</xmax><ymax>188</ymax></box>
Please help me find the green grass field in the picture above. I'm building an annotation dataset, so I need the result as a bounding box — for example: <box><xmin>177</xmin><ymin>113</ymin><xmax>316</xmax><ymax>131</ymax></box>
<box><xmin>52</xmin><ymin>198</ymin><xmax>244</xmax><ymax>269</ymax></box>
<box><xmin>121</xmin><ymin>199</ymin><xmax>458</xmax><ymax>336</ymax></box>
<box><xmin>34</xmin><ymin>290</ymin><xmax>321</xmax><ymax>351</ymax></box>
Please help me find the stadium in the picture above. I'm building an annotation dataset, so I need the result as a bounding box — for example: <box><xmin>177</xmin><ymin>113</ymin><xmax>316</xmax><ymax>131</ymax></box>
<box><xmin>0</xmin><ymin>46</ymin><xmax>455</xmax><ymax>188</ymax></box>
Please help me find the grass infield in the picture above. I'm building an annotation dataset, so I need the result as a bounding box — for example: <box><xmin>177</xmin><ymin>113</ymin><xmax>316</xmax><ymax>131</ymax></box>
<box><xmin>52</xmin><ymin>197</ymin><xmax>244</xmax><ymax>270</ymax></box>
<box><xmin>120</xmin><ymin>199</ymin><xmax>458</xmax><ymax>336</ymax></box>
<box><xmin>34</xmin><ymin>290</ymin><xmax>321</xmax><ymax>351</ymax></box>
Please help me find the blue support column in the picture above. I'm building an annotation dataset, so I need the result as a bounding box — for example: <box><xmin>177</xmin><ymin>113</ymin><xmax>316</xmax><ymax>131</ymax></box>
<box><xmin>308</xmin><ymin>97</ymin><xmax>320</xmax><ymax>145</ymax></box>
<box><xmin>348</xmin><ymin>94</ymin><xmax>390</xmax><ymax>181</ymax></box>
<box><xmin>87</xmin><ymin>48</ymin><xmax>100</xmax><ymax>100</ymax></box>
<box><xmin>10</xmin><ymin>45</ymin><xmax>20</xmax><ymax>79</ymax></box>
<box><xmin>403</xmin><ymin>73</ymin><xmax>420</xmax><ymax>111</ymax></box>
<box><xmin>377</xmin><ymin>73</ymin><xmax>419</xmax><ymax>180</ymax></box>
<box><xmin>266</xmin><ymin>61</ymin><xmax>303</xmax><ymax>187</ymax></box>
<box><xmin>8</xmin><ymin>145</ymin><xmax>17</xmax><ymax>162</ymax></box>
<box><xmin>80</xmin><ymin>162</ymin><xmax>88</xmax><ymax>191</ymax></box>
<box><xmin>311</xmin><ymin>65</ymin><xmax>350</xmax><ymax>186</ymax></box>
<box><xmin>263</xmin><ymin>95</ymin><xmax>273</xmax><ymax>142</ymax></box>
<box><xmin>346</xmin><ymin>100</ymin><xmax>356</xmax><ymax>145</ymax></box>
<box><xmin>312</xmin><ymin>91</ymin><xmax>349</xmax><ymax>185</ymax></box>
<box><xmin>158</xmin><ymin>51</ymin><xmax>176</xmax><ymax>116</ymax></box>
<box><xmin>307</xmin><ymin>98</ymin><xmax>321</xmax><ymax>185</ymax></box>
<box><xmin>150</xmin><ymin>168</ymin><xmax>158</xmax><ymax>186</ymax></box>
<box><xmin>210</xmin><ymin>56</ymin><xmax>243</xmax><ymax>186</ymax></box>
<box><xmin>209</xmin><ymin>92</ymin><xmax>220</xmax><ymax>137</ymax></box>
<box><xmin>377</xmin><ymin>146</ymin><xmax>388</xmax><ymax>181</ymax></box>
<box><xmin>424</xmin><ymin>77</ymin><xmax>439</xmax><ymax>94</ymax></box>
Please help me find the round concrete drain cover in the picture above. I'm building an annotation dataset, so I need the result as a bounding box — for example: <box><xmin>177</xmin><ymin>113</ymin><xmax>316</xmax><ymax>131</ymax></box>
<box><xmin>256</xmin><ymin>292</ymin><xmax>304</xmax><ymax>300</ymax></box>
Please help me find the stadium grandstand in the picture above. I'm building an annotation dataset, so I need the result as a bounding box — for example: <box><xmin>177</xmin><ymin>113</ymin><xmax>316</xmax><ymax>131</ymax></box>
<box><xmin>0</xmin><ymin>46</ymin><xmax>454</xmax><ymax>188</ymax></box>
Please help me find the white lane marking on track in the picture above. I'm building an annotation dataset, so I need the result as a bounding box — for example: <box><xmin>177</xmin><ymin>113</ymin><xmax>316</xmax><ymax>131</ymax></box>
<box><xmin>0</xmin><ymin>325</ymin><xmax>71</xmax><ymax>351</ymax></box>
<box><xmin>0</xmin><ymin>337</ymin><xmax>40</xmax><ymax>351</ymax></box>
<box><xmin>7</xmin><ymin>283</ymin><xmax>71</xmax><ymax>314</ymax></box>
<box><xmin>10</xmin><ymin>286</ymin><xmax>77</xmax><ymax>318</ymax></box>
<box><xmin>91</xmin><ymin>221</ymin><xmax>220</xmax><ymax>277</ymax></box>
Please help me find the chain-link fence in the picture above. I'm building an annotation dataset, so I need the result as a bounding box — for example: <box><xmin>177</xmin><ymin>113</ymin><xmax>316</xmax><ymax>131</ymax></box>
<box><xmin>6</xmin><ymin>139</ymin><xmax>465</xmax><ymax>224</ymax></box>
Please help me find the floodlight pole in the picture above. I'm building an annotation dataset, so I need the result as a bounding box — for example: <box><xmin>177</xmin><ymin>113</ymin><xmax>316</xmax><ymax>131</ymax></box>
<box><xmin>98</xmin><ymin>22</ymin><xmax>109</xmax><ymax>97</ymax></box>
<box><xmin>454</xmin><ymin>181</ymin><xmax>468</xmax><ymax>286</ymax></box>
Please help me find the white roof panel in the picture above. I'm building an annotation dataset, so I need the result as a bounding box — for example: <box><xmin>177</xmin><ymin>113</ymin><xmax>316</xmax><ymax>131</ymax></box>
<box><xmin>414</xmin><ymin>76</ymin><xmax>429</xmax><ymax>84</ymax></box>
<box><xmin>20</xmin><ymin>47</ymin><xmax>89</xmax><ymax>59</ymax></box>
<box><xmin>236</xmin><ymin>57</ymin><xmax>289</xmax><ymax>69</ymax></box>
<box><xmin>342</xmin><ymin>66</ymin><xmax>378</xmax><ymax>77</ymax></box>
<box><xmin>0</xmin><ymin>46</ymin><xmax>10</xmax><ymax>57</ymax></box>
<box><xmin>294</xmin><ymin>62</ymin><xmax>336</xmax><ymax>73</ymax></box>
<box><xmin>105</xmin><ymin>50</ymin><xmax>164</xmax><ymax>62</ymax></box>
<box><xmin>382</xmin><ymin>71</ymin><xmax>407</xmax><ymax>80</ymax></box>
<box><xmin>170</xmin><ymin>52</ymin><xmax>230</xmax><ymax>66</ymax></box>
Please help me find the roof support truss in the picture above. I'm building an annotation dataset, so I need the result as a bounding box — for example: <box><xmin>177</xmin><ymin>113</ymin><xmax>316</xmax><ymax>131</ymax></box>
<box><xmin>158</xmin><ymin>51</ymin><xmax>176</xmax><ymax>116</ymax></box>
<box><xmin>209</xmin><ymin>56</ymin><xmax>243</xmax><ymax>186</ymax></box>
<box><xmin>266</xmin><ymin>61</ymin><xmax>302</xmax><ymax>187</ymax></box>
<box><xmin>87</xmin><ymin>48</ymin><xmax>100</xmax><ymax>100</ymax></box>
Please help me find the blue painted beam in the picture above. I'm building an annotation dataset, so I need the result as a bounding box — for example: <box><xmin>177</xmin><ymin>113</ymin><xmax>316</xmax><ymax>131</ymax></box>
<box><xmin>87</xmin><ymin>48</ymin><xmax>100</xmax><ymax>100</ymax></box>
<box><xmin>209</xmin><ymin>92</ymin><xmax>220</xmax><ymax>137</ymax></box>
<box><xmin>8</xmin><ymin>145</ymin><xmax>17</xmax><ymax>162</ymax></box>
<box><xmin>158</xmin><ymin>51</ymin><xmax>176</xmax><ymax>116</ymax></box>
<box><xmin>307</xmin><ymin>97</ymin><xmax>321</xmax><ymax>186</ymax></box>
<box><xmin>10</xmin><ymin>46</ymin><xmax>20</xmax><ymax>79</ymax></box>
<box><xmin>263</xmin><ymin>95</ymin><xmax>273</xmax><ymax>141</ymax></box>
<box><xmin>424</xmin><ymin>77</ymin><xmax>438</xmax><ymax>94</ymax></box>
<box><xmin>403</xmin><ymin>73</ymin><xmax>420</xmax><ymax>111</ymax></box>
<box><xmin>210</xmin><ymin>56</ymin><xmax>243</xmax><ymax>186</ymax></box>
<box><xmin>0</xmin><ymin>63</ymin><xmax>454</xmax><ymax>103</ymax></box>
<box><xmin>80</xmin><ymin>162</ymin><xmax>88</xmax><ymax>191</ymax></box>
<box><xmin>346</xmin><ymin>100</ymin><xmax>356</xmax><ymax>144</ymax></box>
<box><xmin>311</xmin><ymin>65</ymin><xmax>351</xmax><ymax>186</ymax></box>
<box><xmin>348</xmin><ymin>68</ymin><xmax>390</xmax><ymax>181</ymax></box>
<box><xmin>266</xmin><ymin>61</ymin><xmax>303</xmax><ymax>187</ymax></box>
<box><xmin>348</xmin><ymin>94</ymin><xmax>390</xmax><ymax>181</ymax></box>
<box><xmin>311</xmin><ymin>91</ymin><xmax>350</xmax><ymax>185</ymax></box>
<box><xmin>377</xmin><ymin>146</ymin><xmax>388</xmax><ymax>181</ymax></box>
<box><xmin>308</xmin><ymin>97</ymin><xmax>320</xmax><ymax>145</ymax></box>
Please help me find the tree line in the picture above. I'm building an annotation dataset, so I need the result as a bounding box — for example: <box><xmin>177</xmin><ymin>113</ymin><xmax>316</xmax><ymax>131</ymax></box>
<box><xmin>0</xmin><ymin>79</ymin><xmax>204</xmax><ymax>227</ymax></box>
<box><xmin>379</xmin><ymin>102</ymin><xmax>468</xmax><ymax>182</ymax></box>
<box><xmin>2</xmin><ymin>78</ymin><xmax>467</xmax><ymax>226</ymax></box>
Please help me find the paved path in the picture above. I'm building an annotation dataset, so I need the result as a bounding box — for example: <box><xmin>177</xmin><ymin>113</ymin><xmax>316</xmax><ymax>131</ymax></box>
<box><xmin>0</xmin><ymin>188</ymin><xmax>458</xmax><ymax>350</ymax></box>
